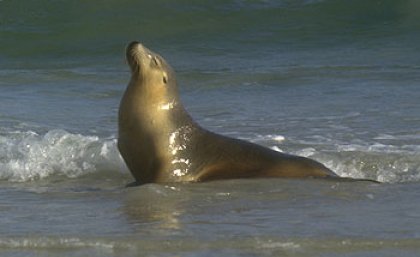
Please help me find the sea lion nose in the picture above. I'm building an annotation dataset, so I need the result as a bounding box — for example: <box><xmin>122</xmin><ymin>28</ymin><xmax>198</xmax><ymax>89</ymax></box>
<box><xmin>128</xmin><ymin>41</ymin><xmax>140</xmax><ymax>49</ymax></box>
<box><xmin>127</xmin><ymin>41</ymin><xmax>146</xmax><ymax>54</ymax></box>
<box><xmin>136</xmin><ymin>43</ymin><xmax>145</xmax><ymax>51</ymax></box>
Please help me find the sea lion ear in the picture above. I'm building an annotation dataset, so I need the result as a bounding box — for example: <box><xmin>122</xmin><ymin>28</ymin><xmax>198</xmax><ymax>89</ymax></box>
<box><xmin>163</xmin><ymin>72</ymin><xmax>168</xmax><ymax>84</ymax></box>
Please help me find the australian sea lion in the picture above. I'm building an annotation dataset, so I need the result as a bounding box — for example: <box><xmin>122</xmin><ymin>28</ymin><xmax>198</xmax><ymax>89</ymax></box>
<box><xmin>118</xmin><ymin>41</ymin><xmax>340</xmax><ymax>185</ymax></box>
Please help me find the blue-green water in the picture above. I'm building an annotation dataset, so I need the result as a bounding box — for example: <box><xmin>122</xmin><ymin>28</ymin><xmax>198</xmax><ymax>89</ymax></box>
<box><xmin>1</xmin><ymin>0</ymin><xmax>420</xmax><ymax>256</ymax></box>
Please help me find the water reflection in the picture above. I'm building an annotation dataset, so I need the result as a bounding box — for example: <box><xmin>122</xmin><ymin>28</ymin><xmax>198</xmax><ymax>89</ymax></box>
<box><xmin>123</xmin><ymin>184</ymin><xmax>188</xmax><ymax>231</ymax></box>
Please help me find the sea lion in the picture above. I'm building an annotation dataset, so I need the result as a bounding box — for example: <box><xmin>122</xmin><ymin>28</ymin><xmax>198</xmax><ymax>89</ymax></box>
<box><xmin>118</xmin><ymin>41</ymin><xmax>339</xmax><ymax>185</ymax></box>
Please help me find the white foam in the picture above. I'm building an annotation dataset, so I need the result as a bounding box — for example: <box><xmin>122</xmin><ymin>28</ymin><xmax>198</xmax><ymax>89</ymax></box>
<box><xmin>3</xmin><ymin>129</ymin><xmax>418</xmax><ymax>183</ymax></box>
<box><xmin>311</xmin><ymin>147</ymin><xmax>420</xmax><ymax>183</ymax></box>
<box><xmin>259</xmin><ymin>133</ymin><xmax>420</xmax><ymax>183</ymax></box>
<box><xmin>260</xmin><ymin>241</ymin><xmax>301</xmax><ymax>250</ymax></box>
<box><xmin>272</xmin><ymin>135</ymin><xmax>285</xmax><ymax>142</ymax></box>
<box><xmin>270</xmin><ymin>146</ymin><xmax>283</xmax><ymax>152</ymax></box>
<box><xmin>294</xmin><ymin>147</ymin><xmax>316</xmax><ymax>158</ymax></box>
<box><xmin>0</xmin><ymin>130</ymin><xmax>128</xmax><ymax>182</ymax></box>
<box><xmin>373</xmin><ymin>134</ymin><xmax>397</xmax><ymax>140</ymax></box>
<box><xmin>0</xmin><ymin>237</ymin><xmax>120</xmax><ymax>250</ymax></box>
<box><xmin>249</xmin><ymin>132</ymin><xmax>420</xmax><ymax>183</ymax></box>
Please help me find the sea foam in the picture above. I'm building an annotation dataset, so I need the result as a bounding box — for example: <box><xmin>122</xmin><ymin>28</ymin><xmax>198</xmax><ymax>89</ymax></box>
<box><xmin>1</xmin><ymin>130</ymin><xmax>419</xmax><ymax>183</ymax></box>
<box><xmin>0</xmin><ymin>130</ymin><xmax>128</xmax><ymax>182</ymax></box>
<box><xmin>254</xmin><ymin>134</ymin><xmax>420</xmax><ymax>183</ymax></box>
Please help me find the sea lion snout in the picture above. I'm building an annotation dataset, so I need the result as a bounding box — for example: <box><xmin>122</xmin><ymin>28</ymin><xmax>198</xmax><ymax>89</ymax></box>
<box><xmin>126</xmin><ymin>42</ymin><xmax>146</xmax><ymax>72</ymax></box>
<box><xmin>126</xmin><ymin>42</ymin><xmax>159</xmax><ymax>74</ymax></box>
<box><xmin>126</xmin><ymin>41</ymin><xmax>149</xmax><ymax>57</ymax></box>
<box><xmin>127</xmin><ymin>41</ymin><xmax>140</xmax><ymax>50</ymax></box>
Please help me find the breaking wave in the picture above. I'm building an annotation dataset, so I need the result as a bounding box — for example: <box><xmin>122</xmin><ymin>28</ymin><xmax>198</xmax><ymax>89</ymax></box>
<box><xmin>254</xmin><ymin>134</ymin><xmax>420</xmax><ymax>183</ymax></box>
<box><xmin>0</xmin><ymin>130</ymin><xmax>128</xmax><ymax>182</ymax></box>
<box><xmin>0</xmin><ymin>130</ymin><xmax>419</xmax><ymax>183</ymax></box>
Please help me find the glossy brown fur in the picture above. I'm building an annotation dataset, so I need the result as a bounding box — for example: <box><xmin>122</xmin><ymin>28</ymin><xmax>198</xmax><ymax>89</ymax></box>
<box><xmin>119</xmin><ymin>42</ymin><xmax>340</xmax><ymax>185</ymax></box>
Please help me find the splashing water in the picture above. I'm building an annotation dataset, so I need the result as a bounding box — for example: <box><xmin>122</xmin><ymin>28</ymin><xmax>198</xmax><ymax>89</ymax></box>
<box><xmin>0</xmin><ymin>130</ymin><xmax>128</xmax><ymax>182</ymax></box>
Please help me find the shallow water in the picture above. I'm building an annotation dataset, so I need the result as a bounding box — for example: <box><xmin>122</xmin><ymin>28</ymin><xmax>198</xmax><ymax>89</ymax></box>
<box><xmin>1</xmin><ymin>0</ymin><xmax>420</xmax><ymax>256</ymax></box>
<box><xmin>1</xmin><ymin>179</ymin><xmax>420</xmax><ymax>257</ymax></box>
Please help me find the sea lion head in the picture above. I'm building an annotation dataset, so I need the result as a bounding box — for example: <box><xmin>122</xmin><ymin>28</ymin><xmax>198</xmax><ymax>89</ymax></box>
<box><xmin>125</xmin><ymin>41</ymin><xmax>181</xmax><ymax>111</ymax></box>
<box><xmin>126</xmin><ymin>41</ymin><xmax>174</xmax><ymax>87</ymax></box>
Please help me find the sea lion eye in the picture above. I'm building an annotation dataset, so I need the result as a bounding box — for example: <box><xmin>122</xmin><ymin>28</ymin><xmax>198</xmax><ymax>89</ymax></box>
<box><xmin>163</xmin><ymin>75</ymin><xmax>168</xmax><ymax>84</ymax></box>
<box><xmin>152</xmin><ymin>57</ymin><xmax>159</xmax><ymax>66</ymax></box>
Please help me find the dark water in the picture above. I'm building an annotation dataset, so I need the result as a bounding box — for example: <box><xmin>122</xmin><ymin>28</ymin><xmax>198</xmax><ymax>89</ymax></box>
<box><xmin>1</xmin><ymin>0</ymin><xmax>420</xmax><ymax>256</ymax></box>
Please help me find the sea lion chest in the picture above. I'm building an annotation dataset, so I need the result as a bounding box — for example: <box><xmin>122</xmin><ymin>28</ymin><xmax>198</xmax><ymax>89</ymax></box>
<box><xmin>118</xmin><ymin>82</ymin><xmax>197</xmax><ymax>183</ymax></box>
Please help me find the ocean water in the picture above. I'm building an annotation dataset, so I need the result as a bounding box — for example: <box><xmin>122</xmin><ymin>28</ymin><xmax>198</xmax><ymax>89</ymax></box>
<box><xmin>1</xmin><ymin>0</ymin><xmax>420</xmax><ymax>256</ymax></box>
